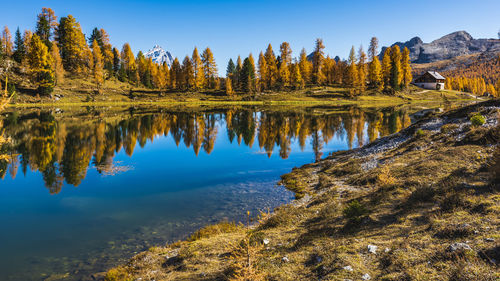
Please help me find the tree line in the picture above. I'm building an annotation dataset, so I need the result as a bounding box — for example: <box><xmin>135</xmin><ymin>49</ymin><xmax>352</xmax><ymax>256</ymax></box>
<box><xmin>0</xmin><ymin>8</ymin><xmax>413</xmax><ymax>96</ymax></box>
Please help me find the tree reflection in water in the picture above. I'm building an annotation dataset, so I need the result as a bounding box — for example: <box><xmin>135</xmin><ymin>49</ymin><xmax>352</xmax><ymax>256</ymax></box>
<box><xmin>0</xmin><ymin>106</ymin><xmax>412</xmax><ymax>194</ymax></box>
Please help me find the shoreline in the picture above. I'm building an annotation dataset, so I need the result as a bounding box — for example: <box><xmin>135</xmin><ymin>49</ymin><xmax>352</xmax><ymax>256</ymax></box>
<box><xmin>99</xmin><ymin>99</ymin><xmax>499</xmax><ymax>281</ymax></box>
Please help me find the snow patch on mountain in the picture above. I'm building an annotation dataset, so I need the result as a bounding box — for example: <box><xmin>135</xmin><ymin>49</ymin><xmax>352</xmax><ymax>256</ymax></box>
<box><xmin>144</xmin><ymin>45</ymin><xmax>174</xmax><ymax>67</ymax></box>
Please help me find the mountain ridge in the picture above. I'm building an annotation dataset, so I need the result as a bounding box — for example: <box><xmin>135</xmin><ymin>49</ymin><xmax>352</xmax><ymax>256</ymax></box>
<box><xmin>144</xmin><ymin>45</ymin><xmax>174</xmax><ymax>67</ymax></box>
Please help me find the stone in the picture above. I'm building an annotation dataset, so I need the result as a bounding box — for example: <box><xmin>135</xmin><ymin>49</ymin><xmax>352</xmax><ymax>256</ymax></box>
<box><xmin>343</xmin><ymin>265</ymin><xmax>353</xmax><ymax>272</ymax></box>
<box><xmin>282</xmin><ymin>256</ymin><xmax>289</xmax><ymax>262</ymax></box>
<box><xmin>263</xmin><ymin>239</ymin><xmax>270</xmax><ymax>245</ymax></box>
<box><xmin>485</xmin><ymin>238</ymin><xmax>495</xmax><ymax>242</ymax></box>
<box><xmin>447</xmin><ymin>243</ymin><xmax>472</xmax><ymax>252</ymax></box>
<box><xmin>384</xmin><ymin>247</ymin><xmax>391</xmax><ymax>253</ymax></box>
<box><xmin>362</xmin><ymin>273</ymin><xmax>371</xmax><ymax>280</ymax></box>
<box><xmin>367</xmin><ymin>244</ymin><xmax>378</xmax><ymax>254</ymax></box>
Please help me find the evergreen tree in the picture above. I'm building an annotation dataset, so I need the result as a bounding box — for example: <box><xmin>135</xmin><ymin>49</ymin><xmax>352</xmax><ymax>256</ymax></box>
<box><xmin>50</xmin><ymin>43</ymin><xmax>64</xmax><ymax>85</ymax></box>
<box><xmin>390</xmin><ymin>45</ymin><xmax>402</xmax><ymax>90</ymax></box>
<box><xmin>112</xmin><ymin>47</ymin><xmax>120</xmax><ymax>75</ymax></box>
<box><xmin>192</xmin><ymin>47</ymin><xmax>204</xmax><ymax>90</ymax></box>
<box><xmin>298</xmin><ymin>48</ymin><xmax>312</xmax><ymax>84</ymax></box>
<box><xmin>357</xmin><ymin>45</ymin><xmax>367</xmax><ymax>92</ymax></box>
<box><xmin>347</xmin><ymin>46</ymin><xmax>358</xmax><ymax>95</ymax></box>
<box><xmin>226</xmin><ymin>58</ymin><xmax>235</xmax><ymax>77</ymax></box>
<box><xmin>13</xmin><ymin>27</ymin><xmax>25</xmax><ymax>63</ymax></box>
<box><xmin>264</xmin><ymin>44</ymin><xmax>278</xmax><ymax>89</ymax></box>
<box><xmin>27</xmin><ymin>34</ymin><xmax>54</xmax><ymax>95</ymax></box>
<box><xmin>234</xmin><ymin>56</ymin><xmax>242</xmax><ymax>90</ymax></box>
<box><xmin>1</xmin><ymin>26</ymin><xmax>13</xmax><ymax>57</ymax></box>
<box><xmin>36</xmin><ymin>8</ymin><xmax>57</xmax><ymax>47</ymax></box>
<box><xmin>381</xmin><ymin>47</ymin><xmax>392</xmax><ymax>90</ymax></box>
<box><xmin>240</xmin><ymin>55</ymin><xmax>256</xmax><ymax>93</ymax></box>
<box><xmin>201</xmin><ymin>47</ymin><xmax>217</xmax><ymax>89</ymax></box>
<box><xmin>401</xmin><ymin>47</ymin><xmax>412</xmax><ymax>89</ymax></box>
<box><xmin>88</xmin><ymin>28</ymin><xmax>103</xmax><ymax>48</ymax></box>
<box><xmin>368</xmin><ymin>37</ymin><xmax>378</xmax><ymax>61</ymax></box>
<box><xmin>312</xmin><ymin>38</ymin><xmax>326</xmax><ymax>85</ymax></box>
<box><xmin>92</xmin><ymin>40</ymin><xmax>104</xmax><ymax>93</ymax></box>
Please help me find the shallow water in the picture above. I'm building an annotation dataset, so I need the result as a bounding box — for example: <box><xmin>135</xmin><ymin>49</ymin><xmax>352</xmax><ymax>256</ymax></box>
<box><xmin>0</xmin><ymin>105</ymin><xmax>414</xmax><ymax>280</ymax></box>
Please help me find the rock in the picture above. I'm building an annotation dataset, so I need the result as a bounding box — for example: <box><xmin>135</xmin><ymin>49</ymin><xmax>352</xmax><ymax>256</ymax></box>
<box><xmin>384</xmin><ymin>247</ymin><xmax>391</xmax><ymax>253</ymax></box>
<box><xmin>263</xmin><ymin>239</ymin><xmax>270</xmax><ymax>245</ymax></box>
<box><xmin>343</xmin><ymin>265</ymin><xmax>353</xmax><ymax>272</ymax></box>
<box><xmin>367</xmin><ymin>244</ymin><xmax>378</xmax><ymax>254</ymax></box>
<box><xmin>485</xmin><ymin>238</ymin><xmax>495</xmax><ymax>242</ymax></box>
<box><xmin>447</xmin><ymin>243</ymin><xmax>472</xmax><ymax>252</ymax></box>
<box><xmin>282</xmin><ymin>256</ymin><xmax>289</xmax><ymax>262</ymax></box>
<box><xmin>362</xmin><ymin>273</ymin><xmax>371</xmax><ymax>280</ymax></box>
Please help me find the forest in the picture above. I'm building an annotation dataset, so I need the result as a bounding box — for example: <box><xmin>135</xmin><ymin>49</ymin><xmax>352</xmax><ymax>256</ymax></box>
<box><xmin>0</xmin><ymin>8</ymin><xmax>418</xmax><ymax>98</ymax></box>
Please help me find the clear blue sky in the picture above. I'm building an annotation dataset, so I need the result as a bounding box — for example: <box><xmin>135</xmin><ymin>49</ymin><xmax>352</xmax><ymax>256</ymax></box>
<box><xmin>3</xmin><ymin>0</ymin><xmax>499</xmax><ymax>75</ymax></box>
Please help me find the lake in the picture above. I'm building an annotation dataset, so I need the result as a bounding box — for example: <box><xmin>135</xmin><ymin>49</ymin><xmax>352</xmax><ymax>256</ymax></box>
<box><xmin>0</xmin><ymin>104</ymin><xmax>416</xmax><ymax>280</ymax></box>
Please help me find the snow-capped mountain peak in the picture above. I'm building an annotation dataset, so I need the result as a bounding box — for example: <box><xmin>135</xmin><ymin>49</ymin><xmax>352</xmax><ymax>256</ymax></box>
<box><xmin>144</xmin><ymin>45</ymin><xmax>174</xmax><ymax>67</ymax></box>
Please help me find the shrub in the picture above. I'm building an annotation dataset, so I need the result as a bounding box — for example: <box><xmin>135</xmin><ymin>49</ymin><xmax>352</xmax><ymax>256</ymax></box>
<box><xmin>105</xmin><ymin>266</ymin><xmax>131</xmax><ymax>281</ymax></box>
<box><xmin>470</xmin><ymin>114</ymin><xmax>486</xmax><ymax>127</ymax></box>
<box><xmin>342</xmin><ymin>200</ymin><xmax>368</xmax><ymax>222</ymax></box>
<box><xmin>415</xmin><ymin>129</ymin><xmax>426</xmax><ymax>137</ymax></box>
<box><xmin>408</xmin><ymin>186</ymin><xmax>435</xmax><ymax>204</ymax></box>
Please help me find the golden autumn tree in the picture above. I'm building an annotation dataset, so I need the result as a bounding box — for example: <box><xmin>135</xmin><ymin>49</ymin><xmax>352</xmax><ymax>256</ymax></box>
<box><xmin>291</xmin><ymin>63</ymin><xmax>304</xmax><ymax>89</ymax></box>
<box><xmin>56</xmin><ymin>15</ymin><xmax>89</xmax><ymax>73</ymax></box>
<box><xmin>401</xmin><ymin>47</ymin><xmax>412</xmax><ymax>89</ymax></box>
<box><xmin>264</xmin><ymin>44</ymin><xmax>278</xmax><ymax>89</ymax></box>
<box><xmin>225</xmin><ymin>77</ymin><xmax>234</xmax><ymax>96</ymax></box>
<box><xmin>357</xmin><ymin>45</ymin><xmax>367</xmax><ymax>92</ymax></box>
<box><xmin>120</xmin><ymin>43</ymin><xmax>137</xmax><ymax>83</ymax></box>
<box><xmin>257</xmin><ymin>51</ymin><xmax>268</xmax><ymax>91</ymax></box>
<box><xmin>381</xmin><ymin>47</ymin><xmax>392</xmax><ymax>91</ymax></box>
<box><xmin>278</xmin><ymin>42</ymin><xmax>292</xmax><ymax>89</ymax></box>
<box><xmin>182</xmin><ymin>55</ymin><xmax>195</xmax><ymax>90</ymax></box>
<box><xmin>1</xmin><ymin>26</ymin><xmax>13</xmax><ymax>56</ymax></box>
<box><xmin>312</xmin><ymin>38</ymin><xmax>326</xmax><ymax>85</ymax></box>
<box><xmin>92</xmin><ymin>39</ymin><xmax>104</xmax><ymax>93</ymax></box>
<box><xmin>27</xmin><ymin>34</ymin><xmax>55</xmax><ymax>95</ymax></box>
<box><xmin>390</xmin><ymin>45</ymin><xmax>402</xmax><ymax>90</ymax></box>
<box><xmin>49</xmin><ymin>43</ymin><xmax>64</xmax><ymax>85</ymax></box>
<box><xmin>298</xmin><ymin>48</ymin><xmax>312</xmax><ymax>84</ymax></box>
<box><xmin>192</xmin><ymin>47</ymin><xmax>204</xmax><ymax>90</ymax></box>
<box><xmin>347</xmin><ymin>46</ymin><xmax>358</xmax><ymax>95</ymax></box>
<box><xmin>323</xmin><ymin>56</ymin><xmax>336</xmax><ymax>85</ymax></box>
<box><xmin>201</xmin><ymin>47</ymin><xmax>217</xmax><ymax>89</ymax></box>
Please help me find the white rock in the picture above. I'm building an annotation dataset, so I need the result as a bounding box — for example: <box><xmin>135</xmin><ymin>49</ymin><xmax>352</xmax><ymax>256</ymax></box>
<box><xmin>263</xmin><ymin>239</ymin><xmax>270</xmax><ymax>245</ymax></box>
<box><xmin>282</xmin><ymin>256</ymin><xmax>289</xmax><ymax>262</ymax></box>
<box><xmin>447</xmin><ymin>243</ymin><xmax>472</xmax><ymax>252</ymax></box>
<box><xmin>367</xmin><ymin>244</ymin><xmax>378</xmax><ymax>254</ymax></box>
<box><xmin>384</xmin><ymin>247</ymin><xmax>391</xmax><ymax>253</ymax></box>
<box><xmin>362</xmin><ymin>273</ymin><xmax>371</xmax><ymax>280</ymax></box>
<box><xmin>343</xmin><ymin>265</ymin><xmax>353</xmax><ymax>272</ymax></box>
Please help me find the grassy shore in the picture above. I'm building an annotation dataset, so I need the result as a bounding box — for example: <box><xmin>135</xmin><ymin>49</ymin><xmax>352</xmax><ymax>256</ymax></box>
<box><xmin>99</xmin><ymin>100</ymin><xmax>499</xmax><ymax>281</ymax></box>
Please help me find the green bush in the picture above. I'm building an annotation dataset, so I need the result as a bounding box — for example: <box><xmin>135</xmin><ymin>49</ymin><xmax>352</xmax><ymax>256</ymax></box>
<box><xmin>342</xmin><ymin>200</ymin><xmax>368</xmax><ymax>222</ymax></box>
<box><xmin>470</xmin><ymin>114</ymin><xmax>486</xmax><ymax>127</ymax></box>
<box><xmin>415</xmin><ymin>129</ymin><xmax>426</xmax><ymax>137</ymax></box>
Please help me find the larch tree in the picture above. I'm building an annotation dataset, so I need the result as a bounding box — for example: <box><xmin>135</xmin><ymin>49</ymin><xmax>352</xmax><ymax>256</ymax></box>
<box><xmin>1</xmin><ymin>26</ymin><xmax>13</xmax><ymax>57</ymax></box>
<box><xmin>291</xmin><ymin>63</ymin><xmax>304</xmax><ymax>89</ymax></box>
<box><xmin>368</xmin><ymin>37</ymin><xmax>378</xmax><ymax>62</ymax></box>
<box><xmin>56</xmin><ymin>15</ymin><xmax>90</xmax><ymax>73</ymax></box>
<box><xmin>92</xmin><ymin>39</ymin><xmax>104</xmax><ymax>93</ymax></box>
<box><xmin>27</xmin><ymin>34</ymin><xmax>54</xmax><ymax>95</ymax></box>
<box><xmin>201</xmin><ymin>47</ymin><xmax>217</xmax><ymax>89</ymax></box>
<box><xmin>192</xmin><ymin>47</ymin><xmax>204</xmax><ymax>90</ymax></box>
<box><xmin>225</xmin><ymin>77</ymin><xmax>234</xmax><ymax>96</ymax></box>
<box><xmin>369</xmin><ymin>56</ymin><xmax>383</xmax><ymax>91</ymax></box>
<box><xmin>36</xmin><ymin>8</ymin><xmax>57</xmax><ymax>47</ymax></box>
<box><xmin>390</xmin><ymin>45</ymin><xmax>402</xmax><ymax>90</ymax></box>
<box><xmin>170</xmin><ymin>57</ymin><xmax>181</xmax><ymax>90</ymax></box>
<box><xmin>312</xmin><ymin>38</ymin><xmax>326</xmax><ymax>85</ymax></box>
<box><xmin>381</xmin><ymin>47</ymin><xmax>392</xmax><ymax>90</ymax></box>
<box><xmin>357</xmin><ymin>45</ymin><xmax>367</xmax><ymax>92</ymax></box>
<box><xmin>50</xmin><ymin>43</ymin><xmax>64</xmax><ymax>85</ymax></box>
<box><xmin>401</xmin><ymin>47</ymin><xmax>412</xmax><ymax>89</ymax></box>
<box><xmin>120</xmin><ymin>43</ymin><xmax>136</xmax><ymax>82</ymax></box>
<box><xmin>182</xmin><ymin>55</ymin><xmax>195</xmax><ymax>90</ymax></box>
<box><xmin>347</xmin><ymin>46</ymin><xmax>358</xmax><ymax>95</ymax></box>
<box><xmin>323</xmin><ymin>56</ymin><xmax>336</xmax><ymax>85</ymax></box>
<box><xmin>264</xmin><ymin>44</ymin><xmax>278</xmax><ymax>89</ymax></box>
<box><xmin>298</xmin><ymin>48</ymin><xmax>312</xmax><ymax>84</ymax></box>
<box><xmin>13</xmin><ymin>27</ymin><xmax>25</xmax><ymax>63</ymax></box>
<box><xmin>258</xmin><ymin>51</ymin><xmax>268</xmax><ymax>90</ymax></box>
<box><xmin>278</xmin><ymin>42</ymin><xmax>292</xmax><ymax>88</ymax></box>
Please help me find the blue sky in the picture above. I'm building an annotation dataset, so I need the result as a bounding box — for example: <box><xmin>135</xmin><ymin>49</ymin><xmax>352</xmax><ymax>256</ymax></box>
<box><xmin>2</xmin><ymin>0</ymin><xmax>499</xmax><ymax>75</ymax></box>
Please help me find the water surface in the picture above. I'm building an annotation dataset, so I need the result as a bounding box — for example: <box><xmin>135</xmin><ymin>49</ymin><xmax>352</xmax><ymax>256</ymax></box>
<box><xmin>0</xmin><ymin>105</ymin><xmax>414</xmax><ymax>280</ymax></box>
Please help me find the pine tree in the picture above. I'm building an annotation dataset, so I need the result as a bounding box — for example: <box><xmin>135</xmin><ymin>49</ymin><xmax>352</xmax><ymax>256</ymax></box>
<box><xmin>27</xmin><ymin>34</ymin><xmax>54</xmax><ymax>95</ymax></box>
<box><xmin>401</xmin><ymin>47</ymin><xmax>412</xmax><ymax>89</ymax></box>
<box><xmin>225</xmin><ymin>77</ymin><xmax>234</xmax><ymax>96</ymax></box>
<box><xmin>226</xmin><ymin>59</ymin><xmax>235</xmax><ymax>77</ymax></box>
<box><xmin>36</xmin><ymin>8</ymin><xmax>57</xmax><ymax>47</ymax></box>
<box><xmin>240</xmin><ymin>55</ymin><xmax>256</xmax><ymax>93</ymax></box>
<box><xmin>312</xmin><ymin>38</ymin><xmax>326</xmax><ymax>85</ymax></box>
<box><xmin>88</xmin><ymin>28</ymin><xmax>103</xmax><ymax>48</ymax></box>
<box><xmin>201</xmin><ymin>47</ymin><xmax>217</xmax><ymax>89</ymax></box>
<box><xmin>390</xmin><ymin>45</ymin><xmax>402</xmax><ymax>90</ymax></box>
<box><xmin>13</xmin><ymin>27</ymin><xmax>25</xmax><ymax>63</ymax></box>
<box><xmin>298</xmin><ymin>48</ymin><xmax>312</xmax><ymax>84</ymax></box>
<box><xmin>381</xmin><ymin>47</ymin><xmax>392</xmax><ymax>91</ymax></box>
<box><xmin>368</xmin><ymin>37</ymin><xmax>378</xmax><ymax>61</ymax></box>
<box><xmin>1</xmin><ymin>26</ymin><xmax>13</xmax><ymax>57</ymax></box>
<box><xmin>56</xmin><ymin>15</ymin><xmax>90</xmax><ymax>73</ymax></box>
<box><xmin>192</xmin><ymin>47</ymin><xmax>204</xmax><ymax>90</ymax></box>
<box><xmin>92</xmin><ymin>40</ymin><xmax>104</xmax><ymax>93</ymax></box>
<box><xmin>357</xmin><ymin>46</ymin><xmax>367</xmax><ymax>92</ymax></box>
<box><xmin>234</xmin><ymin>56</ymin><xmax>242</xmax><ymax>91</ymax></box>
<box><xmin>347</xmin><ymin>46</ymin><xmax>358</xmax><ymax>95</ymax></box>
<box><xmin>264</xmin><ymin>44</ymin><xmax>278</xmax><ymax>89</ymax></box>
<box><xmin>50</xmin><ymin>43</ymin><xmax>64</xmax><ymax>85</ymax></box>
<box><xmin>112</xmin><ymin>47</ymin><xmax>120</xmax><ymax>75</ymax></box>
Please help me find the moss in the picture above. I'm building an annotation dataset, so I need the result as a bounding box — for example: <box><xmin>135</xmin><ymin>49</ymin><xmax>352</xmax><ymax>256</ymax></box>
<box><xmin>470</xmin><ymin>113</ymin><xmax>486</xmax><ymax>126</ymax></box>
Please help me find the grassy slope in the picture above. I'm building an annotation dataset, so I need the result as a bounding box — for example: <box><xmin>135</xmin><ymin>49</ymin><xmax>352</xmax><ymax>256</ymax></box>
<box><xmin>101</xmin><ymin>101</ymin><xmax>499</xmax><ymax>281</ymax></box>
<box><xmin>7</xmin><ymin>72</ymin><xmax>477</xmax><ymax>107</ymax></box>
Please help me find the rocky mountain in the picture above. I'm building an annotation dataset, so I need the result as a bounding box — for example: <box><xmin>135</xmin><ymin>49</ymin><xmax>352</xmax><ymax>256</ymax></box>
<box><xmin>380</xmin><ymin>31</ymin><xmax>500</xmax><ymax>63</ymax></box>
<box><xmin>144</xmin><ymin>45</ymin><xmax>174</xmax><ymax>67</ymax></box>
